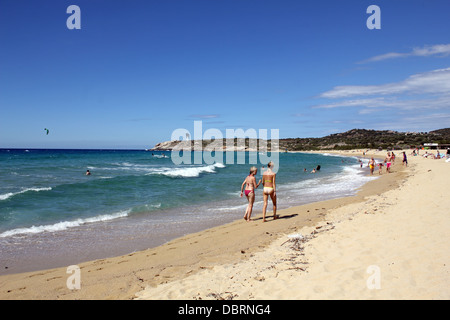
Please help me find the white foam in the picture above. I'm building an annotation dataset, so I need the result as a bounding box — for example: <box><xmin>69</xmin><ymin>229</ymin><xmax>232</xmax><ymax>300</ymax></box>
<box><xmin>322</xmin><ymin>153</ymin><xmax>359</xmax><ymax>160</ymax></box>
<box><xmin>209</xmin><ymin>199</ymin><xmax>265</xmax><ymax>213</ymax></box>
<box><xmin>0</xmin><ymin>187</ymin><xmax>52</xmax><ymax>201</ymax></box>
<box><xmin>96</xmin><ymin>162</ymin><xmax>226</xmax><ymax>178</ymax></box>
<box><xmin>282</xmin><ymin>164</ymin><xmax>376</xmax><ymax>198</ymax></box>
<box><xmin>0</xmin><ymin>209</ymin><xmax>130</xmax><ymax>238</ymax></box>
<box><xmin>147</xmin><ymin>163</ymin><xmax>225</xmax><ymax>178</ymax></box>
<box><xmin>138</xmin><ymin>203</ymin><xmax>161</xmax><ymax>210</ymax></box>
<box><xmin>210</xmin><ymin>203</ymin><xmax>249</xmax><ymax>212</ymax></box>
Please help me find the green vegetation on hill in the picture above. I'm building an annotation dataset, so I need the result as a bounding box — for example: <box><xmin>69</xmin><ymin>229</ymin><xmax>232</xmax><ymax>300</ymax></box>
<box><xmin>152</xmin><ymin>128</ymin><xmax>450</xmax><ymax>151</ymax></box>
<box><xmin>279</xmin><ymin>128</ymin><xmax>450</xmax><ymax>151</ymax></box>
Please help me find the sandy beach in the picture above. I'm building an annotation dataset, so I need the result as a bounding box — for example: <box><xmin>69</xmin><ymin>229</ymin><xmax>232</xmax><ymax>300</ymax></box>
<box><xmin>1</xmin><ymin>149</ymin><xmax>449</xmax><ymax>300</ymax></box>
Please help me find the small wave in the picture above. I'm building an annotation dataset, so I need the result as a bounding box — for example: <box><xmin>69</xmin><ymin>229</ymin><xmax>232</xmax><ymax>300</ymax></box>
<box><xmin>321</xmin><ymin>153</ymin><xmax>347</xmax><ymax>158</ymax></box>
<box><xmin>147</xmin><ymin>163</ymin><xmax>225</xmax><ymax>178</ymax></box>
<box><xmin>130</xmin><ymin>203</ymin><xmax>162</xmax><ymax>213</ymax></box>
<box><xmin>209</xmin><ymin>200</ymin><xmax>264</xmax><ymax>213</ymax></box>
<box><xmin>0</xmin><ymin>210</ymin><xmax>130</xmax><ymax>238</ymax></box>
<box><xmin>151</xmin><ymin>155</ymin><xmax>169</xmax><ymax>159</ymax></box>
<box><xmin>210</xmin><ymin>203</ymin><xmax>249</xmax><ymax>212</ymax></box>
<box><xmin>93</xmin><ymin>162</ymin><xmax>226</xmax><ymax>178</ymax></box>
<box><xmin>0</xmin><ymin>187</ymin><xmax>52</xmax><ymax>201</ymax></box>
<box><xmin>283</xmin><ymin>164</ymin><xmax>377</xmax><ymax>197</ymax></box>
<box><xmin>213</xmin><ymin>162</ymin><xmax>226</xmax><ymax>168</ymax></box>
<box><xmin>322</xmin><ymin>153</ymin><xmax>359</xmax><ymax>160</ymax></box>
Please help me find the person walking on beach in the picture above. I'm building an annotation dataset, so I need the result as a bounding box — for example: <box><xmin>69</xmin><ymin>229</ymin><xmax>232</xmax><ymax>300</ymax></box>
<box><xmin>262</xmin><ymin>161</ymin><xmax>277</xmax><ymax>222</ymax></box>
<box><xmin>402</xmin><ymin>151</ymin><xmax>408</xmax><ymax>167</ymax></box>
<box><xmin>240</xmin><ymin>166</ymin><xmax>261</xmax><ymax>222</ymax></box>
<box><xmin>368</xmin><ymin>157</ymin><xmax>375</xmax><ymax>175</ymax></box>
<box><xmin>385</xmin><ymin>152</ymin><xmax>393</xmax><ymax>173</ymax></box>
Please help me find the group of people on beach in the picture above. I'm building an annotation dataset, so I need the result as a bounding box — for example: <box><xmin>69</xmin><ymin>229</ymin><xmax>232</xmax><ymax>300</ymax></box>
<box><xmin>364</xmin><ymin>147</ymin><xmax>450</xmax><ymax>175</ymax></box>
<box><xmin>240</xmin><ymin>161</ymin><xmax>277</xmax><ymax>222</ymax></box>
<box><xmin>366</xmin><ymin>151</ymin><xmax>408</xmax><ymax>175</ymax></box>
<box><xmin>421</xmin><ymin>149</ymin><xmax>449</xmax><ymax>159</ymax></box>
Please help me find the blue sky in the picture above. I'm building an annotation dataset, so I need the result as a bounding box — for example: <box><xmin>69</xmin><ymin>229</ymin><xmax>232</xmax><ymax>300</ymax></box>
<box><xmin>1</xmin><ymin>0</ymin><xmax>449</xmax><ymax>149</ymax></box>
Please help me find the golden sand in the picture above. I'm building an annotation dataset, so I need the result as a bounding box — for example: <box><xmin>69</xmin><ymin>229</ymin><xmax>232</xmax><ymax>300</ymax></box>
<box><xmin>1</xmin><ymin>149</ymin><xmax>449</xmax><ymax>300</ymax></box>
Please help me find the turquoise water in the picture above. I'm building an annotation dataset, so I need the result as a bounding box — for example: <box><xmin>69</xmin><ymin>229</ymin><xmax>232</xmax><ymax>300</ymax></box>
<box><xmin>0</xmin><ymin>149</ymin><xmax>374</xmax><ymax>274</ymax></box>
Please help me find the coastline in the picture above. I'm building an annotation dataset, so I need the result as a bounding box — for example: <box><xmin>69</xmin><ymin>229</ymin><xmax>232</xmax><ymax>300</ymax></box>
<box><xmin>138</xmin><ymin>149</ymin><xmax>449</xmax><ymax>300</ymax></box>
<box><xmin>1</xmin><ymin>149</ymin><xmax>448</xmax><ymax>299</ymax></box>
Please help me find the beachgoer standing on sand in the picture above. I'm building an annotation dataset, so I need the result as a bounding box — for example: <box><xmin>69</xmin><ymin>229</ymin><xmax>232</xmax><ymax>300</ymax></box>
<box><xmin>402</xmin><ymin>151</ymin><xmax>408</xmax><ymax>167</ymax></box>
<box><xmin>240</xmin><ymin>166</ymin><xmax>261</xmax><ymax>222</ymax></box>
<box><xmin>262</xmin><ymin>161</ymin><xmax>277</xmax><ymax>222</ymax></box>
<box><xmin>368</xmin><ymin>157</ymin><xmax>375</xmax><ymax>175</ymax></box>
<box><xmin>378</xmin><ymin>162</ymin><xmax>383</xmax><ymax>175</ymax></box>
<box><xmin>385</xmin><ymin>152</ymin><xmax>393</xmax><ymax>173</ymax></box>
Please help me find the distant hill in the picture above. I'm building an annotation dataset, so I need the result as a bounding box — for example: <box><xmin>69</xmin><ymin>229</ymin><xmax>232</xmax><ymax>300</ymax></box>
<box><xmin>280</xmin><ymin>128</ymin><xmax>450</xmax><ymax>151</ymax></box>
<box><xmin>430</xmin><ymin>128</ymin><xmax>450</xmax><ymax>137</ymax></box>
<box><xmin>152</xmin><ymin>128</ymin><xmax>450</xmax><ymax>151</ymax></box>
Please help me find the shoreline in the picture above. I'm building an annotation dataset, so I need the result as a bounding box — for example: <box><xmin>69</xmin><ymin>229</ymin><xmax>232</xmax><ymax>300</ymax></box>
<box><xmin>138</xmin><ymin>150</ymin><xmax>449</xmax><ymax>300</ymax></box>
<box><xmin>0</xmin><ymin>150</ymin><xmax>406</xmax><ymax>300</ymax></box>
<box><xmin>0</xmin><ymin>151</ymin><xmax>367</xmax><ymax>277</ymax></box>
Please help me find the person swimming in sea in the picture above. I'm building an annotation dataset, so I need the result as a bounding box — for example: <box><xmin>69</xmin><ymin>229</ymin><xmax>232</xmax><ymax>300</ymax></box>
<box><xmin>262</xmin><ymin>161</ymin><xmax>277</xmax><ymax>222</ymax></box>
<box><xmin>240</xmin><ymin>166</ymin><xmax>261</xmax><ymax>222</ymax></box>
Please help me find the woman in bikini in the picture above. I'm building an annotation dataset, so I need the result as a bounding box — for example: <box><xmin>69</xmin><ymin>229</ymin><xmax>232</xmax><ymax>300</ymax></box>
<box><xmin>262</xmin><ymin>161</ymin><xmax>277</xmax><ymax>222</ymax></box>
<box><xmin>240</xmin><ymin>166</ymin><xmax>261</xmax><ymax>221</ymax></box>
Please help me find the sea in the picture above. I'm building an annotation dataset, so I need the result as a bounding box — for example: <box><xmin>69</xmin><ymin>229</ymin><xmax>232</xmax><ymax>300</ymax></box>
<box><xmin>0</xmin><ymin>149</ymin><xmax>375</xmax><ymax>274</ymax></box>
